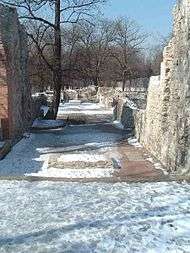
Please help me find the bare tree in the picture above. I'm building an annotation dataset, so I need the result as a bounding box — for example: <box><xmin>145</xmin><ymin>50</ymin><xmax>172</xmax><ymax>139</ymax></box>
<box><xmin>112</xmin><ymin>18</ymin><xmax>146</xmax><ymax>91</ymax></box>
<box><xmin>1</xmin><ymin>0</ymin><xmax>106</xmax><ymax>116</ymax></box>
<box><xmin>69</xmin><ymin>19</ymin><xmax>115</xmax><ymax>87</ymax></box>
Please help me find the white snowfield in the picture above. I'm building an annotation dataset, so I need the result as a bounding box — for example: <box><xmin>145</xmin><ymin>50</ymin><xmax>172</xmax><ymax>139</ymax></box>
<box><xmin>0</xmin><ymin>181</ymin><xmax>190</xmax><ymax>253</ymax></box>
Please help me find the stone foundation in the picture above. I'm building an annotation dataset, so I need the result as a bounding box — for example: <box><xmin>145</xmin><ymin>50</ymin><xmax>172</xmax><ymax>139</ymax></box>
<box><xmin>0</xmin><ymin>5</ymin><xmax>31</xmax><ymax>140</ymax></box>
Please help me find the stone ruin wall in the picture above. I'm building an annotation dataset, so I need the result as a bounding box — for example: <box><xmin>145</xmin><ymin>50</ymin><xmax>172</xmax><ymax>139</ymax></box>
<box><xmin>97</xmin><ymin>86</ymin><xmax>148</xmax><ymax>130</ymax></box>
<box><xmin>135</xmin><ymin>0</ymin><xmax>190</xmax><ymax>173</ymax></box>
<box><xmin>0</xmin><ymin>5</ymin><xmax>31</xmax><ymax>140</ymax></box>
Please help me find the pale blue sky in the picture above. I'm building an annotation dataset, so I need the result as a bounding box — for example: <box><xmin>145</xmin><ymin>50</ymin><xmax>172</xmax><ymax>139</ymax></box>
<box><xmin>102</xmin><ymin>0</ymin><xmax>176</xmax><ymax>45</ymax></box>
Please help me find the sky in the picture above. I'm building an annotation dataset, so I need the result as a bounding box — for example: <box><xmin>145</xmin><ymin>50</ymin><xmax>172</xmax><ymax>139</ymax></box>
<box><xmin>102</xmin><ymin>0</ymin><xmax>177</xmax><ymax>46</ymax></box>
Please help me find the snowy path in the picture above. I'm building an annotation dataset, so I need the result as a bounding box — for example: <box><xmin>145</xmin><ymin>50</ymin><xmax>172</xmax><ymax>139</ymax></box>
<box><xmin>0</xmin><ymin>181</ymin><xmax>190</xmax><ymax>253</ymax></box>
<box><xmin>0</xmin><ymin>101</ymin><xmax>164</xmax><ymax>180</ymax></box>
<box><xmin>0</xmin><ymin>123</ymin><xmax>127</xmax><ymax>177</ymax></box>
<box><xmin>0</xmin><ymin>102</ymin><xmax>117</xmax><ymax>178</ymax></box>
<box><xmin>0</xmin><ymin>102</ymin><xmax>189</xmax><ymax>252</ymax></box>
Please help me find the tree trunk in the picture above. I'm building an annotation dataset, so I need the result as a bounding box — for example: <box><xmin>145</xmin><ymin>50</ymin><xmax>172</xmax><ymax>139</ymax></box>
<box><xmin>122</xmin><ymin>71</ymin><xmax>126</xmax><ymax>92</ymax></box>
<box><xmin>52</xmin><ymin>0</ymin><xmax>62</xmax><ymax>118</ymax></box>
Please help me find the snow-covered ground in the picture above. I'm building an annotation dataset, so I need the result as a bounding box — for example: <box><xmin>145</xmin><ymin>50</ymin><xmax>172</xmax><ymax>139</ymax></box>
<box><xmin>57</xmin><ymin>101</ymin><xmax>113</xmax><ymax>116</ymax></box>
<box><xmin>0</xmin><ymin>100</ymin><xmax>166</xmax><ymax>179</ymax></box>
<box><xmin>0</xmin><ymin>181</ymin><xmax>190</xmax><ymax>253</ymax></box>
<box><xmin>0</xmin><ymin>101</ymin><xmax>117</xmax><ymax>177</ymax></box>
<box><xmin>0</xmin><ymin>123</ymin><xmax>125</xmax><ymax>177</ymax></box>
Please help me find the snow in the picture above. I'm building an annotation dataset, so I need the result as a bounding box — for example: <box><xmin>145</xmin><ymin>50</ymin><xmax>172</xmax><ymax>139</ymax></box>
<box><xmin>57</xmin><ymin>101</ymin><xmax>113</xmax><ymax>116</ymax></box>
<box><xmin>27</xmin><ymin>167</ymin><xmax>115</xmax><ymax>178</ymax></box>
<box><xmin>146</xmin><ymin>157</ymin><xmax>169</xmax><ymax>176</ymax></box>
<box><xmin>0</xmin><ymin>181</ymin><xmax>190</xmax><ymax>253</ymax></box>
<box><xmin>128</xmin><ymin>137</ymin><xmax>142</xmax><ymax>148</ymax></box>
<box><xmin>68</xmin><ymin>100</ymin><xmax>81</xmax><ymax>105</ymax></box>
<box><xmin>57</xmin><ymin>154</ymin><xmax>107</xmax><ymax>163</ymax></box>
<box><xmin>0</xmin><ymin>123</ymin><xmax>124</xmax><ymax>177</ymax></box>
<box><xmin>36</xmin><ymin>141</ymin><xmax>114</xmax><ymax>154</ymax></box>
<box><xmin>32</xmin><ymin>119</ymin><xmax>66</xmax><ymax>129</ymax></box>
<box><xmin>113</xmin><ymin>120</ymin><xmax>124</xmax><ymax>130</ymax></box>
<box><xmin>26</xmin><ymin>152</ymin><xmax>115</xmax><ymax>178</ymax></box>
<box><xmin>126</xmin><ymin>97</ymin><xmax>138</xmax><ymax>110</ymax></box>
<box><xmin>0</xmin><ymin>100</ymin><xmax>189</xmax><ymax>252</ymax></box>
<box><xmin>40</xmin><ymin>105</ymin><xmax>49</xmax><ymax>116</ymax></box>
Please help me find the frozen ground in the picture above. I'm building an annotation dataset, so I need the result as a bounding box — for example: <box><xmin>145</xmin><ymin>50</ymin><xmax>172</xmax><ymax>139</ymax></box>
<box><xmin>0</xmin><ymin>181</ymin><xmax>190</xmax><ymax>253</ymax></box>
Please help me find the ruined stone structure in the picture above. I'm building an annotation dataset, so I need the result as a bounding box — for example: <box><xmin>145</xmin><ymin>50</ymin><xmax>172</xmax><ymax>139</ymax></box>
<box><xmin>96</xmin><ymin>0</ymin><xmax>190</xmax><ymax>173</ymax></box>
<box><xmin>0</xmin><ymin>5</ymin><xmax>31</xmax><ymax>140</ymax></box>
<box><xmin>97</xmin><ymin>87</ymin><xmax>147</xmax><ymax>130</ymax></box>
<box><xmin>135</xmin><ymin>0</ymin><xmax>190</xmax><ymax>173</ymax></box>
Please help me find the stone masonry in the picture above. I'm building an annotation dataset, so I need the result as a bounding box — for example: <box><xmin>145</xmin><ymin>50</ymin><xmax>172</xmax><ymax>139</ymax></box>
<box><xmin>0</xmin><ymin>4</ymin><xmax>31</xmax><ymax>140</ymax></box>
<box><xmin>97</xmin><ymin>87</ymin><xmax>147</xmax><ymax>130</ymax></box>
<box><xmin>135</xmin><ymin>0</ymin><xmax>190</xmax><ymax>173</ymax></box>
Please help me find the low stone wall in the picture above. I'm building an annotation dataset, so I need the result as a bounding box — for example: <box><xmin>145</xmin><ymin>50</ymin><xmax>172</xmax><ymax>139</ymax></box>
<box><xmin>97</xmin><ymin>87</ymin><xmax>147</xmax><ymax>109</ymax></box>
<box><xmin>63</xmin><ymin>86</ymin><xmax>98</xmax><ymax>103</ymax></box>
<box><xmin>134</xmin><ymin>0</ymin><xmax>190</xmax><ymax>173</ymax></box>
<box><xmin>97</xmin><ymin>87</ymin><xmax>139</xmax><ymax>130</ymax></box>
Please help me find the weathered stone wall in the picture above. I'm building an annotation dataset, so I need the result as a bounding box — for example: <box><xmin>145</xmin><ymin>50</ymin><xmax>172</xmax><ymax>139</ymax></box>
<box><xmin>135</xmin><ymin>0</ymin><xmax>190</xmax><ymax>173</ymax></box>
<box><xmin>97</xmin><ymin>87</ymin><xmax>141</xmax><ymax>130</ymax></box>
<box><xmin>97</xmin><ymin>87</ymin><xmax>147</xmax><ymax>109</ymax></box>
<box><xmin>0</xmin><ymin>5</ymin><xmax>31</xmax><ymax>140</ymax></box>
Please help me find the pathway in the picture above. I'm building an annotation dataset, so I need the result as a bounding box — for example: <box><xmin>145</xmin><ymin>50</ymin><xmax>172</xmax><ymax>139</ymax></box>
<box><xmin>0</xmin><ymin>101</ymin><xmax>189</xmax><ymax>253</ymax></box>
<box><xmin>0</xmin><ymin>101</ymin><xmax>165</xmax><ymax>181</ymax></box>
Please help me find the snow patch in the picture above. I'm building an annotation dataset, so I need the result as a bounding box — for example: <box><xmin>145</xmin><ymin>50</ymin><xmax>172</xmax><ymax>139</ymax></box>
<box><xmin>32</xmin><ymin>119</ymin><xmax>65</xmax><ymax>129</ymax></box>
<box><xmin>40</xmin><ymin>105</ymin><xmax>49</xmax><ymax>116</ymax></box>
<box><xmin>113</xmin><ymin>120</ymin><xmax>124</xmax><ymax>130</ymax></box>
<box><xmin>146</xmin><ymin>157</ymin><xmax>168</xmax><ymax>175</ymax></box>
<box><xmin>58</xmin><ymin>101</ymin><xmax>113</xmax><ymax>116</ymax></box>
<box><xmin>58</xmin><ymin>153</ymin><xmax>107</xmax><ymax>163</ymax></box>
<box><xmin>37</xmin><ymin>142</ymin><xmax>114</xmax><ymax>154</ymax></box>
<box><xmin>128</xmin><ymin>138</ymin><xmax>142</xmax><ymax>148</ymax></box>
<box><xmin>27</xmin><ymin>167</ymin><xmax>115</xmax><ymax>178</ymax></box>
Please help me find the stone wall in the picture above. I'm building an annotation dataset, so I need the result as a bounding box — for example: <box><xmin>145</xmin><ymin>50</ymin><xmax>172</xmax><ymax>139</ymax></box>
<box><xmin>0</xmin><ymin>5</ymin><xmax>31</xmax><ymax>140</ymax></box>
<box><xmin>97</xmin><ymin>87</ymin><xmax>147</xmax><ymax>109</ymax></box>
<box><xmin>135</xmin><ymin>0</ymin><xmax>190</xmax><ymax>173</ymax></box>
<box><xmin>97</xmin><ymin>87</ymin><xmax>141</xmax><ymax>130</ymax></box>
